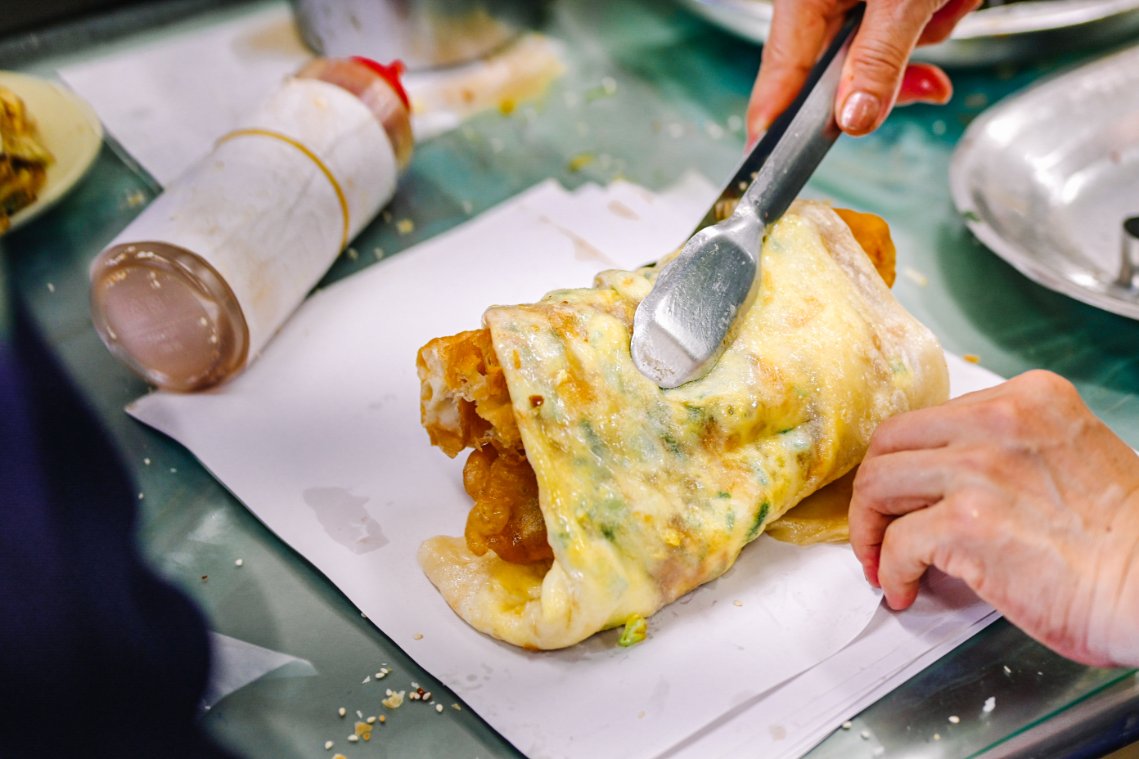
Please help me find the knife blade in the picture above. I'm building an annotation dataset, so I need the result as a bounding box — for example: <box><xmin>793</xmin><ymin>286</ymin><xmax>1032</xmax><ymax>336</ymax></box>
<box><xmin>631</xmin><ymin>5</ymin><xmax>863</xmax><ymax>388</ymax></box>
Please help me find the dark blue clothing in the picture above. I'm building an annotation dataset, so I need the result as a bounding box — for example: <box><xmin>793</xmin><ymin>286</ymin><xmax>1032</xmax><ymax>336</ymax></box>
<box><xmin>0</xmin><ymin>310</ymin><xmax>236</xmax><ymax>758</ymax></box>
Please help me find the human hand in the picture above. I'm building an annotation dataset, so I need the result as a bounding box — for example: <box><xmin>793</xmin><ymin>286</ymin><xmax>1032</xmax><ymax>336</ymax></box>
<box><xmin>746</xmin><ymin>0</ymin><xmax>980</xmax><ymax>142</ymax></box>
<box><xmin>850</xmin><ymin>370</ymin><xmax>1139</xmax><ymax>668</ymax></box>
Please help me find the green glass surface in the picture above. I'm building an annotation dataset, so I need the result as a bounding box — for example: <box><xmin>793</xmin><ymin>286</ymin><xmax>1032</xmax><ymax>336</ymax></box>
<box><xmin>2</xmin><ymin>1</ymin><xmax>1137</xmax><ymax>757</ymax></box>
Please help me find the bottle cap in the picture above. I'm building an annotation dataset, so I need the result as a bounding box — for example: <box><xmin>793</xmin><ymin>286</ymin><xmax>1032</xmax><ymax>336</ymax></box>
<box><xmin>351</xmin><ymin>57</ymin><xmax>410</xmax><ymax>111</ymax></box>
<box><xmin>90</xmin><ymin>242</ymin><xmax>248</xmax><ymax>392</ymax></box>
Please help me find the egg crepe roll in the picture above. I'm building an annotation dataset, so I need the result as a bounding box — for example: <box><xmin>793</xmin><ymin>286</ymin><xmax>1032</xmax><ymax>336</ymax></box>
<box><xmin>416</xmin><ymin>201</ymin><xmax>948</xmax><ymax>650</ymax></box>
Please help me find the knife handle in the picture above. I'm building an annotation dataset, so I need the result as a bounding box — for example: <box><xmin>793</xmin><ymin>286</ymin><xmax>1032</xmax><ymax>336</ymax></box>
<box><xmin>694</xmin><ymin>5</ymin><xmax>863</xmax><ymax>234</ymax></box>
<box><xmin>741</xmin><ymin>5</ymin><xmax>863</xmax><ymax>227</ymax></box>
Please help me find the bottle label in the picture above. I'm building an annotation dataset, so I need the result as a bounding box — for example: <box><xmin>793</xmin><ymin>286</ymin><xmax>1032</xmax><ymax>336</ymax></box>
<box><xmin>104</xmin><ymin>77</ymin><xmax>398</xmax><ymax>361</ymax></box>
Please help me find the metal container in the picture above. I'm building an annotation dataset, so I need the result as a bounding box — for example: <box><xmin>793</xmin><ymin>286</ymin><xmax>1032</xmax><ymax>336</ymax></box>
<box><xmin>950</xmin><ymin>43</ymin><xmax>1139</xmax><ymax>320</ymax></box>
<box><xmin>291</xmin><ymin>0</ymin><xmax>549</xmax><ymax>70</ymax></box>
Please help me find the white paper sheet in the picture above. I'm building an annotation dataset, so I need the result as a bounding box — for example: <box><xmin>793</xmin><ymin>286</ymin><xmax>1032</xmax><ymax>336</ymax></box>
<box><xmin>126</xmin><ymin>177</ymin><xmax>929</xmax><ymax>758</ymax></box>
<box><xmin>57</xmin><ymin>1</ymin><xmax>564</xmax><ymax>187</ymax></box>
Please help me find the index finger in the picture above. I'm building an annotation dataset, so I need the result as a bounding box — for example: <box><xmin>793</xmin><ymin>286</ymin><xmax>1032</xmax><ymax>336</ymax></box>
<box><xmin>747</xmin><ymin>0</ymin><xmax>853</xmax><ymax>140</ymax></box>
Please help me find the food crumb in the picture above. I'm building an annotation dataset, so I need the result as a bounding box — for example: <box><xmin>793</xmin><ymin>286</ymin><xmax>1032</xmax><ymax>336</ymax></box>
<box><xmin>933</xmin><ymin>733</ymin><xmax>941</xmax><ymax>741</ymax></box>
<box><xmin>982</xmin><ymin>697</ymin><xmax>996</xmax><ymax>713</ymax></box>
<box><xmin>413</xmin><ymin>633</ymin><xmax>424</xmax><ymax>640</ymax></box>
<box><xmin>733</xmin><ymin>600</ymin><xmax>743</xmax><ymax>607</ymax></box>
<box><xmin>1003</xmin><ymin>665</ymin><xmax>1012</xmax><ymax>675</ymax></box>
<box><xmin>354</xmin><ymin>721</ymin><xmax>372</xmax><ymax>741</ymax></box>
<box><xmin>337</xmin><ymin>707</ymin><xmax>346</xmax><ymax>718</ymax></box>
<box><xmin>324</xmin><ymin>740</ymin><xmax>334</xmax><ymax>750</ymax></box>
<box><xmin>201</xmin><ymin>575</ymin><xmax>208</xmax><ymax>582</ymax></box>
<box><xmin>841</xmin><ymin>721</ymin><xmax>852</xmax><ymax>730</ymax></box>
<box><xmin>860</xmin><ymin>730</ymin><xmax>870</xmax><ymax>740</ymax></box>
<box><xmin>460</xmin><ymin>200</ymin><xmax>473</xmax><ymax>215</ymax></box>
<box><xmin>363</xmin><ymin>675</ymin><xmax>371</xmax><ymax>684</ymax></box>
<box><xmin>451</xmin><ymin>704</ymin><xmax>462</xmax><ymax>711</ymax></box>
<box><xmin>567</xmin><ymin>153</ymin><xmax>595</xmax><ymax>172</ymax></box>
<box><xmin>46</xmin><ymin>282</ymin><xmax>55</xmax><ymax>293</ymax></box>
<box><xmin>345</xmin><ymin>247</ymin><xmax>359</xmax><ymax>261</ymax></box>
<box><xmin>372</xmin><ymin>247</ymin><xmax>385</xmax><ymax>260</ymax></box>
<box><xmin>356</xmin><ymin>710</ymin><xmax>363</xmax><ymax>720</ymax></box>
<box><xmin>124</xmin><ymin>190</ymin><xmax>147</xmax><ymax>208</ymax></box>
<box><xmin>143</xmin><ymin>457</ymin><xmax>151</xmax><ymax>466</ymax></box>
<box><xmin>170</xmin><ymin>467</ymin><xmax>178</xmax><ymax>474</ymax></box>
<box><xmin>617</xmin><ymin>614</ymin><xmax>647</xmax><ymax>647</ymax></box>
<box><xmin>234</xmin><ymin>558</ymin><xmax>244</xmax><ymax>567</ymax></box>
<box><xmin>138</xmin><ymin>492</ymin><xmax>145</xmax><ymax>500</ymax></box>
<box><xmin>948</xmin><ymin>715</ymin><xmax>960</xmax><ymax>724</ymax></box>
<box><xmin>903</xmin><ymin>266</ymin><xmax>929</xmax><ymax>287</ymax></box>
<box><xmin>965</xmin><ymin>92</ymin><xmax>989</xmax><ymax>109</ymax></box>
<box><xmin>382</xmin><ymin>690</ymin><xmax>406</xmax><ymax>709</ymax></box>
<box><xmin>435</xmin><ymin>704</ymin><xmax>444</xmax><ymax>713</ymax></box>
<box><xmin>963</xmin><ymin>354</ymin><xmax>981</xmax><ymax>364</ymax></box>
<box><xmin>379</xmin><ymin>715</ymin><xmax>387</xmax><ymax>723</ymax></box>
<box><xmin>396</xmin><ymin>218</ymin><xmax>415</xmax><ymax>235</ymax></box>
<box><xmin>333</xmin><ymin>755</ymin><xmax>346</xmax><ymax>759</ymax></box>
<box><xmin>727</xmin><ymin>114</ymin><xmax>743</xmax><ymax>133</ymax></box>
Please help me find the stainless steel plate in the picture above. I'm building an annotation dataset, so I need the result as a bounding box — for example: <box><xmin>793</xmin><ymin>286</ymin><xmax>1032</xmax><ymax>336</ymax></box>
<box><xmin>949</xmin><ymin>43</ymin><xmax>1139</xmax><ymax>320</ymax></box>
<box><xmin>676</xmin><ymin>0</ymin><xmax>1139</xmax><ymax>67</ymax></box>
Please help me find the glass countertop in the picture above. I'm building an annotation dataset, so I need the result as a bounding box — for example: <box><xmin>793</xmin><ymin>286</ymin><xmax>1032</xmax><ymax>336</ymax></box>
<box><xmin>2</xmin><ymin>1</ymin><xmax>1137</xmax><ymax>756</ymax></box>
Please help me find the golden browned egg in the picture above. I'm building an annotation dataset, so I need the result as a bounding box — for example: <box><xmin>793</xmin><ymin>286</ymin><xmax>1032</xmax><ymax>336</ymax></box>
<box><xmin>416</xmin><ymin>202</ymin><xmax>948</xmax><ymax>649</ymax></box>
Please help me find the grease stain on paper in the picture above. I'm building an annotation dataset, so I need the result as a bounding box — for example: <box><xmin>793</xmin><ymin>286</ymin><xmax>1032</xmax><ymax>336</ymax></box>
<box><xmin>303</xmin><ymin>487</ymin><xmax>388</xmax><ymax>554</ymax></box>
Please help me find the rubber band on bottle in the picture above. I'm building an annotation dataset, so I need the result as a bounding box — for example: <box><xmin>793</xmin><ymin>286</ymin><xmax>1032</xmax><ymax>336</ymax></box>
<box><xmin>217</xmin><ymin>128</ymin><xmax>351</xmax><ymax>250</ymax></box>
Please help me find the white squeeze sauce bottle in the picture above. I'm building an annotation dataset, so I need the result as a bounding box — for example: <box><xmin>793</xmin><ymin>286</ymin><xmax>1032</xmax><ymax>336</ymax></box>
<box><xmin>89</xmin><ymin>57</ymin><xmax>413</xmax><ymax>391</ymax></box>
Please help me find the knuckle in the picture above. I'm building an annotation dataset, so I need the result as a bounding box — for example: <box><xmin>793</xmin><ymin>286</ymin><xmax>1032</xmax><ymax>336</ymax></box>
<box><xmin>849</xmin><ymin>37</ymin><xmax>912</xmax><ymax>83</ymax></box>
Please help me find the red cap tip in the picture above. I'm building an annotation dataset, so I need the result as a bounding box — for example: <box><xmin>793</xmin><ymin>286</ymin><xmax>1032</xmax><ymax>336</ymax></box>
<box><xmin>351</xmin><ymin>57</ymin><xmax>411</xmax><ymax>111</ymax></box>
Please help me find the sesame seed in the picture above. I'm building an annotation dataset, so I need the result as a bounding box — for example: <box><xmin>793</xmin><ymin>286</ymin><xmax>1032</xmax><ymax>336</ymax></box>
<box><xmin>356</xmin><ymin>710</ymin><xmax>363</xmax><ymax>720</ymax></box>
<box><xmin>413</xmin><ymin>633</ymin><xmax>424</xmax><ymax>640</ymax></box>
<box><xmin>948</xmin><ymin>715</ymin><xmax>960</xmax><ymax>724</ymax></box>
<box><xmin>1003</xmin><ymin>665</ymin><xmax>1012</xmax><ymax>675</ymax></box>
<box><xmin>46</xmin><ymin>282</ymin><xmax>56</xmax><ymax>293</ymax></box>
<box><xmin>234</xmin><ymin>559</ymin><xmax>244</xmax><ymax>567</ymax></box>
<box><xmin>337</xmin><ymin>707</ymin><xmax>346</xmax><ymax>718</ymax></box>
<box><xmin>435</xmin><ymin>704</ymin><xmax>444</xmax><ymax>713</ymax></box>
<box><xmin>324</xmin><ymin>740</ymin><xmax>334</xmax><ymax>750</ymax></box>
<box><xmin>841</xmin><ymin>721</ymin><xmax>852</xmax><ymax>730</ymax></box>
<box><xmin>366</xmin><ymin>716</ymin><xmax>376</xmax><ymax>724</ymax></box>
<box><xmin>143</xmin><ymin>458</ymin><xmax>151</xmax><ymax>466</ymax></box>
<box><xmin>860</xmin><ymin>730</ymin><xmax>870</xmax><ymax>740</ymax></box>
<box><xmin>347</xmin><ymin>735</ymin><xmax>358</xmax><ymax>743</ymax></box>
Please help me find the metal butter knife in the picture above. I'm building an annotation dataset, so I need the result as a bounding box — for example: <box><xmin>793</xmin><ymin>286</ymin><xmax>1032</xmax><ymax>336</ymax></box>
<box><xmin>631</xmin><ymin>5</ymin><xmax>864</xmax><ymax>388</ymax></box>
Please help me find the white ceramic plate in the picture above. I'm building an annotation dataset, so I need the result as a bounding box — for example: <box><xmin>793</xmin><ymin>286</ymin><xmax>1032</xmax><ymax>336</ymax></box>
<box><xmin>1</xmin><ymin>70</ymin><xmax>103</xmax><ymax>234</ymax></box>
<box><xmin>676</xmin><ymin>0</ymin><xmax>1139</xmax><ymax>67</ymax></box>
<box><xmin>950</xmin><ymin>43</ymin><xmax>1139</xmax><ymax>319</ymax></box>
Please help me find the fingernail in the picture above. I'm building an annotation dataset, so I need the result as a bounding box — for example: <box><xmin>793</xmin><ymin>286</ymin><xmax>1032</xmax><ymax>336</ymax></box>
<box><xmin>839</xmin><ymin>91</ymin><xmax>881</xmax><ymax>134</ymax></box>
